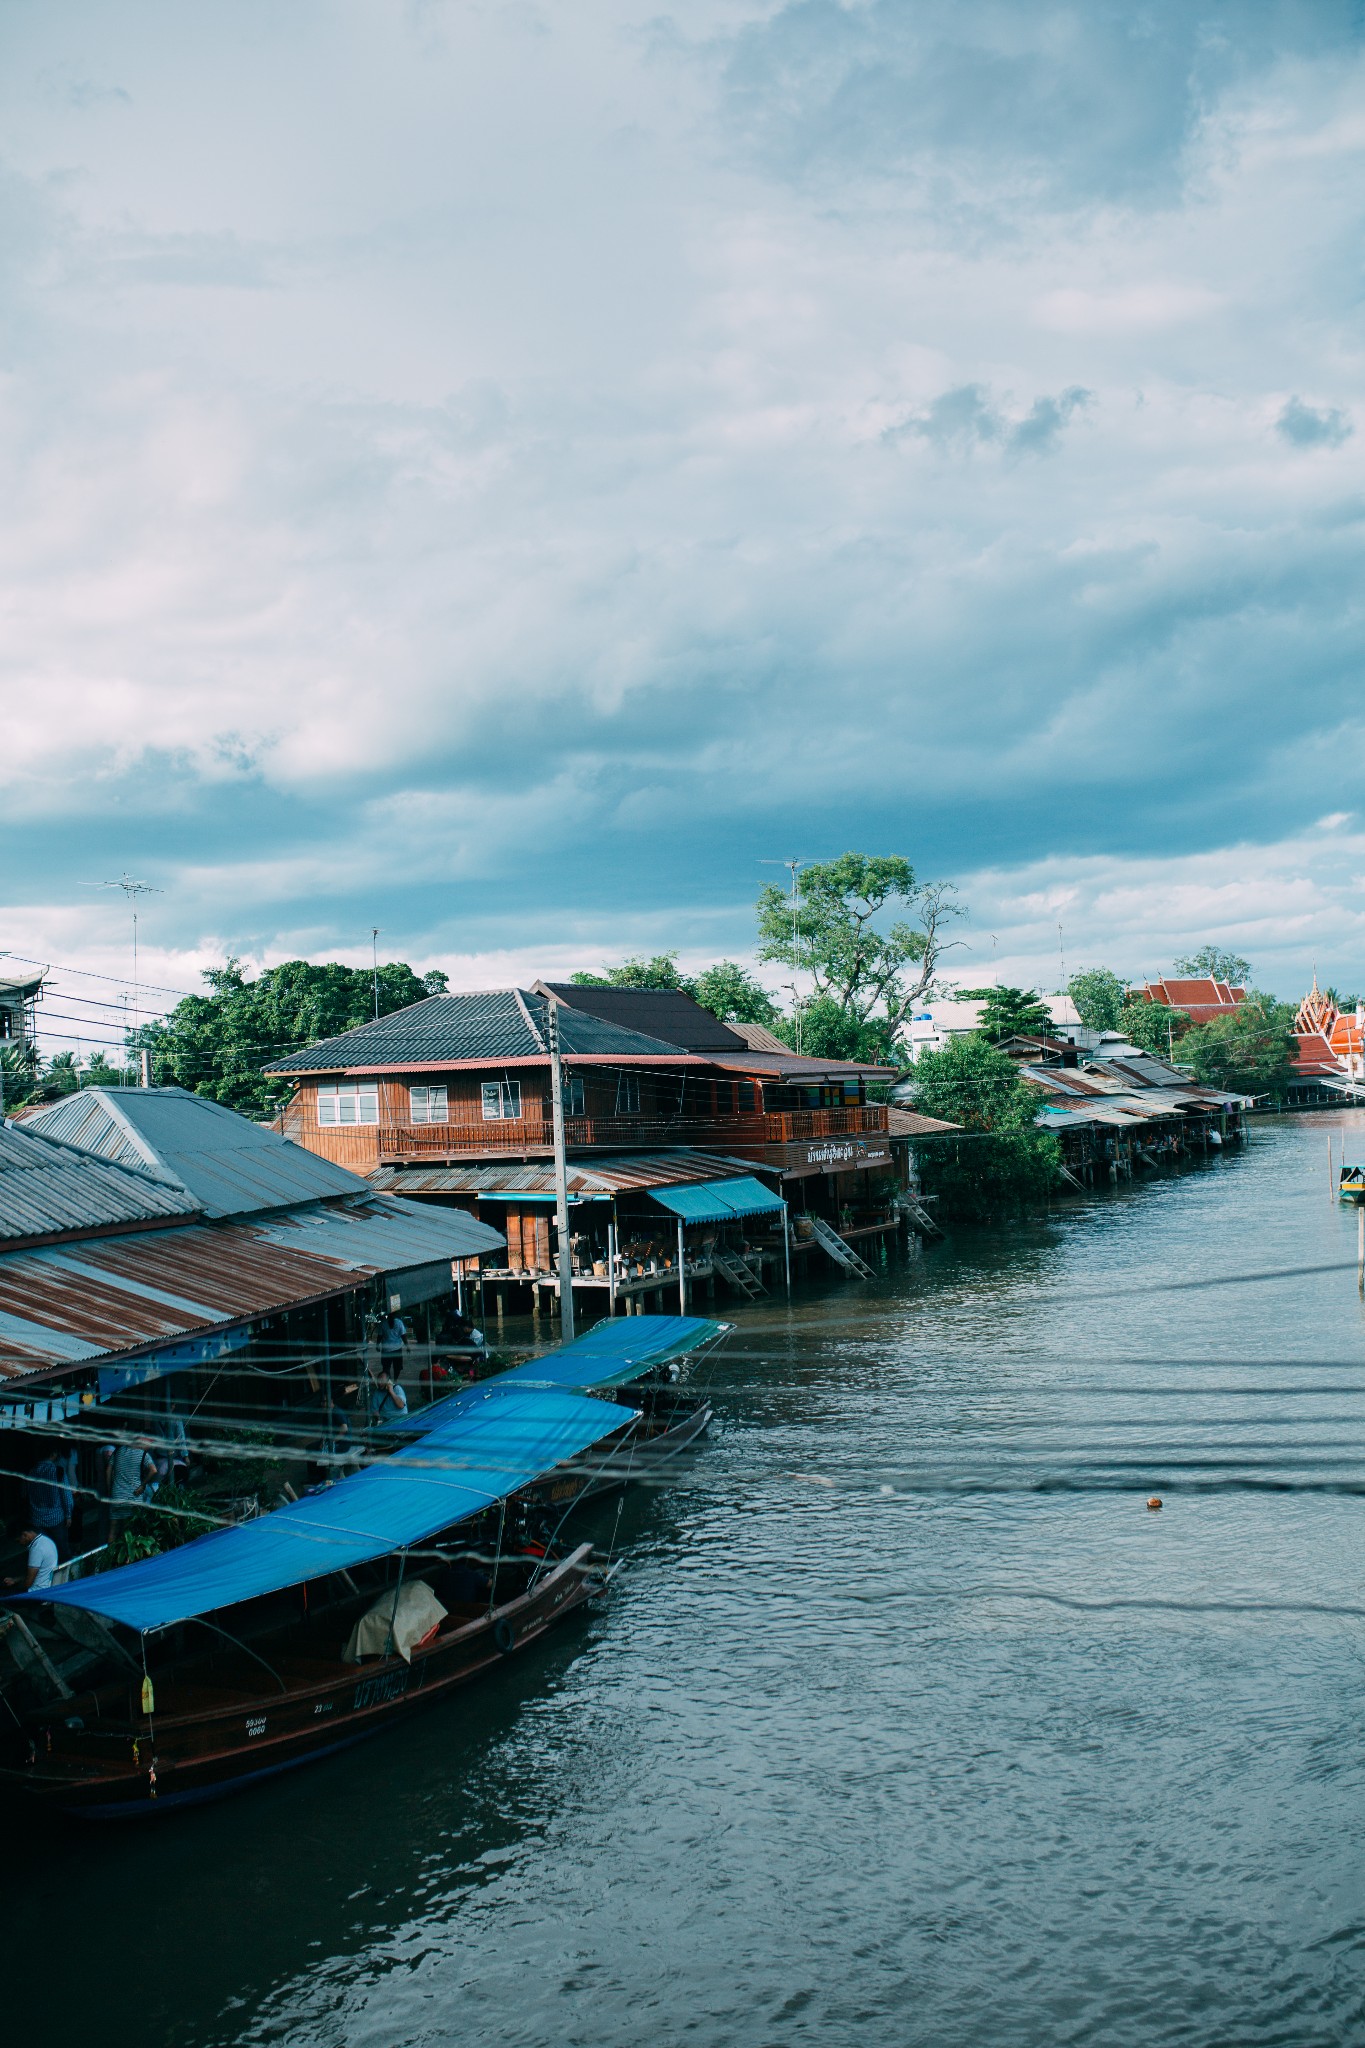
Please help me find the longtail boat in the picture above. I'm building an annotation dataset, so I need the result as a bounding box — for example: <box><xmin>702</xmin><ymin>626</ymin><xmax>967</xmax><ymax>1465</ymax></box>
<box><xmin>0</xmin><ymin>1382</ymin><xmax>629</xmax><ymax>1817</ymax></box>
<box><xmin>1340</xmin><ymin>1165</ymin><xmax>1365</xmax><ymax>1203</ymax></box>
<box><xmin>0</xmin><ymin>1316</ymin><xmax>732</xmax><ymax>1818</ymax></box>
<box><xmin>397</xmin><ymin>1314</ymin><xmax>734</xmax><ymax>1510</ymax></box>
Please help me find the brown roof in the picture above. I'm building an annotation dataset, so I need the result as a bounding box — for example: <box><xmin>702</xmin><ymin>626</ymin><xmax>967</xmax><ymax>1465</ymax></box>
<box><xmin>724</xmin><ymin>1021</ymin><xmax>795</xmax><ymax>1053</ymax></box>
<box><xmin>887</xmin><ymin>1107</ymin><xmax>961</xmax><ymax>1136</ymax></box>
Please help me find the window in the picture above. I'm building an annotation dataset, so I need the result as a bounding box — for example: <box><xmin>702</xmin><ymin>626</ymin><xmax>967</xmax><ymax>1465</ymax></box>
<box><xmin>564</xmin><ymin>1074</ymin><xmax>585</xmax><ymax>1117</ymax></box>
<box><xmin>481</xmin><ymin>1079</ymin><xmax>523</xmax><ymax>1121</ymax></box>
<box><xmin>316</xmin><ymin>1081</ymin><xmax>379</xmax><ymax>1126</ymax></box>
<box><xmin>614</xmin><ymin>1073</ymin><xmax>641</xmax><ymax>1115</ymax></box>
<box><xmin>409</xmin><ymin>1084</ymin><xmax>448</xmax><ymax>1124</ymax></box>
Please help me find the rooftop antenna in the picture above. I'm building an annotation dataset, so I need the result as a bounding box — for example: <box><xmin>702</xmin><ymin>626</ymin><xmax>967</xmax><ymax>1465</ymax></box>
<box><xmin>90</xmin><ymin>875</ymin><xmax>162</xmax><ymax>1081</ymax></box>
<box><xmin>371</xmin><ymin>927</ymin><xmax>381</xmax><ymax>1023</ymax></box>
<box><xmin>760</xmin><ymin>859</ymin><xmax>805</xmax><ymax>1053</ymax></box>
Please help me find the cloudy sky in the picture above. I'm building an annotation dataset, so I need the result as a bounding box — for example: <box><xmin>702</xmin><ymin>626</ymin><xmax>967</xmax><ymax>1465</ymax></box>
<box><xmin>4</xmin><ymin>0</ymin><xmax>1365</xmax><ymax>1042</ymax></box>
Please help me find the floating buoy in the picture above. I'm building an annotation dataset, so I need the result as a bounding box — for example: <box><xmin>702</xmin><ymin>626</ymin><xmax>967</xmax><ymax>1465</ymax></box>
<box><xmin>1146</xmin><ymin>1496</ymin><xmax>1163</xmax><ymax>1511</ymax></box>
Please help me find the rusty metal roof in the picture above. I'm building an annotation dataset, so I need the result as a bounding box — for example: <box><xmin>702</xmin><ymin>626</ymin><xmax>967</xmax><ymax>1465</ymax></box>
<box><xmin>0</xmin><ymin>1194</ymin><xmax>505</xmax><ymax>1383</ymax></box>
<box><xmin>20</xmin><ymin>1087</ymin><xmax>369</xmax><ymax>1219</ymax></box>
<box><xmin>367</xmin><ymin>1149</ymin><xmax>761</xmax><ymax>1199</ymax></box>
<box><xmin>0</xmin><ymin>1121</ymin><xmax>198</xmax><ymax>1247</ymax></box>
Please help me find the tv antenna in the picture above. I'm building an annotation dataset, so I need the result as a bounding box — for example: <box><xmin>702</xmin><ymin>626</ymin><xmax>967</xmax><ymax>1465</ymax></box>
<box><xmin>760</xmin><ymin>859</ymin><xmax>805</xmax><ymax>1053</ymax></box>
<box><xmin>85</xmin><ymin>874</ymin><xmax>162</xmax><ymax>1048</ymax></box>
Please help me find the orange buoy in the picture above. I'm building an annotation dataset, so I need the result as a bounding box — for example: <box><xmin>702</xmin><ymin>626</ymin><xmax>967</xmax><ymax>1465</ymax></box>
<box><xmin>1146</xmin><ymin>1496</ymin><xmax>1163</xmax><ymax>1511</ymax></box>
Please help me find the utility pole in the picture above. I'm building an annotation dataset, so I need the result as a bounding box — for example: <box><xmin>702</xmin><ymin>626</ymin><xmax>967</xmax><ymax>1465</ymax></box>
<box><xmin>371</xmin><ymin>928</ymin><xmax>381</xmax><ymax>1023</ymax></box>
<box><xmin>546</xmin><ymin>997</ymin><xmax>575</xmax><ymax>1342</ymax></box>
<box><xmin>97</xmin><ymin>875</ymin><xmax>161</xmax><ymax>1082</ymax></box>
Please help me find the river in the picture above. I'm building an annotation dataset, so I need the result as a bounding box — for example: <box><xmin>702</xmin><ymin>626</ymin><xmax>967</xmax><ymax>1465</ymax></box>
<box><xmin>10</xmin><ymin>1111</ymin><xmax>1365</xmax><ymax>2047</ymax></box>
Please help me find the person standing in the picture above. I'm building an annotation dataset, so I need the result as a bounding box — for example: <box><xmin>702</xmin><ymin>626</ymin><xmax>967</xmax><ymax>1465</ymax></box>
<box><xmin>5</xmin><ymin>1522</ymin><xmax>59</xmax><ymax>1591</ymax></box>
<box><xmin>108</xmin><ymin>1438</ymin><xmax>158</xmax><ymax>1542</ymax></box>
<box><xmin>26</xmin><ymin>1449</ymin><xmax>70</xmax><ymax>1561</ymax></box>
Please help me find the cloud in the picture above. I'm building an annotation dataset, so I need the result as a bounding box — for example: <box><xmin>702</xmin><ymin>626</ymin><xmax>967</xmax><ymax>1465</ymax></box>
<box><xmin>1</xmin><ymin>4</ymin><xmax>1365</xmax><ymax>997</ymax></box>
<box><xmin>1277</xmin><ymin>396</ymin><xmax>1353</xmax><ymax>447</ymax></box>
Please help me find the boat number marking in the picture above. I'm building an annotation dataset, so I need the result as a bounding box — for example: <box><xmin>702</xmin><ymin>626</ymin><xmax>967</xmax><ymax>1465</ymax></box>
<box><xmin>353</xmin><ymin>1668</ymin><xmax>409</xmax><ymax>1712</ymax></box>
<box><xmin>313</xmin><ymin>1700</ymin><xmax>334</xmax><ymax>1715</ymax></box>
<box><xmin>245</xmin><ymin>1716</ymin><xmax>267</xmax><ymax>1738</ymax></box>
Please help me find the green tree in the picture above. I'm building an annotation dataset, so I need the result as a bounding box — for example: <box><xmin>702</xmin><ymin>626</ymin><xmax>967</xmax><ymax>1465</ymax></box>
<box><xmin>962</xmin><ymin>985</ymin><xmax>1055</xmax><ymax>1041</ymax></box>
<box><xmin>797</xmin><ymin>995</ymin><xmax>896</xmax><ymax>1063</ymax></box>
<box><xmin>756</xmin><ymin>853</ymin><xmax>960</xmax><ymax>1052</ymax></box>
<box><xmin>1180</xmin><ymin>995</ymin><xmax>1296</xmax><ymax>1098</ymax></box>
<box><xmin>1173</xmin><ymin>946</ymin><xmax>1252</xmax><ymax>987</ymax></box>
<box><xmin>139</xmin><ymin>957</ymin><xmax>448</xmax><ymax>1118</ymax></box>
<box><xmin>571</xmin><ymin>955</ymin><xmax>687</xmax><ymax>991</ymax></box>
<box><xmin>1118</xmin><ymin>999</ymin><xmax>1191</xmax><ymax>1056</ymax></box>
<box><xmin>689</xmin><ymin>961</ymin><xmax>782</xmax><ymax>1027</ymax></box>
<box><xmin>908</xmin><ymin>1035</ymin><xmax>1061</xmax><ymax>1218</ymax></box>
<box><xmin>1067</xmin><ymin>967</ymin><xmax>1127</xmax><ymax>1032</ymax></box>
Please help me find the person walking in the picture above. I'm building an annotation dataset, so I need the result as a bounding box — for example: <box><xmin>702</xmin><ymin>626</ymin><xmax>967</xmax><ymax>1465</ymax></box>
<box><xmin>26</xmin><ymin>1449</ymin><xmax>70</xmax><ymax>1561</ymax></box>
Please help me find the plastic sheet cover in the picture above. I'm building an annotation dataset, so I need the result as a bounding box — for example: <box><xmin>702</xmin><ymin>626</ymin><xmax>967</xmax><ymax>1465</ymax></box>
<box><xmin>14</xmin><ymin>1385</ymin><xmax>630</xmax><ymax>1634</ymax></box>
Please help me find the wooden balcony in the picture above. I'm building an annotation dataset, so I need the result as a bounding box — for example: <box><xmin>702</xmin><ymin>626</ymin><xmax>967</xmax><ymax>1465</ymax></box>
<box><xmin>374</xmin><ymin>1103</ymin><xmax>888</xmax><ymax>1161</ymax></box>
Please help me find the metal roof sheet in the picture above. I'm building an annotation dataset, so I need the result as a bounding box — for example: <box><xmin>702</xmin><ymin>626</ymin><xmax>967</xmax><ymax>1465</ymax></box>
<box><xmin>366</xmin><ymin>1149</ymin><xmax>760</xmax><ymax>1199</ymax></box>
<box><xmin>0</xmin><ymin>1121</ymin><xmax>198</xmax><ymax>1246</ymax></box>
<box><xmin>0</xmin><ymin>1195</ymin><xmax>505</xmax><ymax>1383</ymax></box>
<box><xmin>263</xmin><ymin>987</ymin><xmax>689</xmax><ymax>1075</ymax></box>
<box><xmin>535</xmin><ymin>982</ymin><xmax>749</xmax><ymax>1052</ymax></box>
<box><xmin>20</xmin><ymin>1088</ymin><xmax>370</xmax><ymax>1220</ymax></box>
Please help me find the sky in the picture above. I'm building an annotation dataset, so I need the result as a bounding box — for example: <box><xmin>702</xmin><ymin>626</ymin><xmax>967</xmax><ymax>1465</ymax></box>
<box><xmin>3</xmin><ymin>0</ymin><xmax>1365</xmax><ymax>1047</ymax></box>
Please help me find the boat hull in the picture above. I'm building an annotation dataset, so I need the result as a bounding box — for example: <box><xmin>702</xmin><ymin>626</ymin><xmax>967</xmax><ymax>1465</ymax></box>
<box><xmin>0</xmin><ymin>1545</ymin><xmax>599</xmax><ymax>1820</ymax></box>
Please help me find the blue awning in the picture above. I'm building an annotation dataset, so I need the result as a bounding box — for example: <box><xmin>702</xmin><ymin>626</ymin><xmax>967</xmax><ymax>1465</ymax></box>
<box><xmin>408</xmin><ymin>1317</ymin><xmax>731</xmax><ymax>1426</ymax></box>
<box><xmin>16</xmin><ymin>1385</ymin><xmax>630</xmax><ymax>1634</ymax></box>
<box><xmin>649</xmin><ymin>1176</ymin><xmax>786</xmax><ymax>1226</ymax></box>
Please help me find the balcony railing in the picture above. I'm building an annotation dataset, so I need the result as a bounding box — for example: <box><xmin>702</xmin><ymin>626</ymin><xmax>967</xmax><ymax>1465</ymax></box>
<box><xmin>373</xmin><ymin>1102</ymin><xmax>888</xmax><ymax>1159</ymax></box>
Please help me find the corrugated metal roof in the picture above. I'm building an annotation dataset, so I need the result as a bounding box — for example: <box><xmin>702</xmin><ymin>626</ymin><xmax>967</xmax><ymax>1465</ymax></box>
<box><xmin>886</xmin><ymin>1107</ymin><xmax>962</xmax><ymax>1135</ymax></box>
<box><xmin>0</xmin><ymin>1195</ymin><xmax>505</xmax><ymax>1383</ymax></box>
<box><xmin>0</xmin><ymin>1121</ymin><xmax>198</xmax><ymax>1246</ymax></box>
<box><xmin>263</xmin><ymin>987</ymin><xmax>690</xmax><ymax>1075</ymax></box>
<box><xmin>21</xmin><ymin>1087</ymin><xmax>370</xmax><ymax>1219</ymax></box>
<box><xmin>535</xmin><ymin>982</ymin><xmax>749</xmax><ymax>1052</ymax></box>
<box><xmin>367</xmin><ymin>1149</ymin><xmax>760</xmax><ymax>1198</ymax></box>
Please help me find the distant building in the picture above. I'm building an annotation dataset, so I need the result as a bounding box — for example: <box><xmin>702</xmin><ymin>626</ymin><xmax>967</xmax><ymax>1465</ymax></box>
<box><xmin>1136</xmin><ymin>977</ymin><xmax>1246</xmax><ymax>1025</ymax></box>
<box><xmin>1289</xmin><ymin>976</ymin><xmax>1365</xmax><ymax>1103</ymax></box>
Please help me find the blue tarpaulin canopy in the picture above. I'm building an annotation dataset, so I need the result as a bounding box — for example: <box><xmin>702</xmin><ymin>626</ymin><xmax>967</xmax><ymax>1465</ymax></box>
<box><xmin>15</xmin><ymin>1385</ymin><xmax>630</xmax><ymax>1634</ymax></box>
<box><xmin>408</xmin><ymin>1317</ymin><xmax>730</xmax><ymax>1432</ymax></box>
<box><xmin>648</xmin><ymin>1176</ymin><xmax>786</xmax><ymax>1226</ymax></box>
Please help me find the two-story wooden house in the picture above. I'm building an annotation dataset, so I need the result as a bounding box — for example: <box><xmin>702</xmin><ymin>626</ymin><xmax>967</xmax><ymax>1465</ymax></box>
<box><xmin>266</xmin><ymin>984</ymin><xmax>900</xmax><ymax>1312</ymax></box>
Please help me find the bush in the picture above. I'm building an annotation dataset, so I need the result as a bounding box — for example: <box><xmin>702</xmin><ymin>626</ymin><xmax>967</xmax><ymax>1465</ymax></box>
<box><xmin>909</xmin><ymin>1035</ymin><xmax>1061</xmax><ymax>1219</ymax></box>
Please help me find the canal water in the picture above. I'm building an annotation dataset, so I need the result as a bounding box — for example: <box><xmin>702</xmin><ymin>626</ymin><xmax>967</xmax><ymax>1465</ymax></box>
<box><xmin>10</xmin><ymin>1111</ymin><xmax>1365</xmax><ymax>2047</ymax></box>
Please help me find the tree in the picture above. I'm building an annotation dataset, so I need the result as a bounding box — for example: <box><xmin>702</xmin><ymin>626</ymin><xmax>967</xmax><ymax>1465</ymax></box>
<box><xmin>1180</xmin><ymin>995</ymin><xmax>1296</xmax><ymax>1098</ymax></box>
<box><xmin>1118</xmin><ymin>999</ymin><xmax>1191</xmax><ymax>1056</ymax></box>
<box><xmin>1067</xmin><ymin>967</ymin><xmax>1126</xmax><ymax>1033</ymax></box>
<box><xmin>756</xmin><ymin>853</ymin><xmax>961</xmax><ymax>1053</ymax></box>
<box><xmin>139</xmin><ymin>957</ymin><xmax>448</xmax><ymax>1119</ymax></box>
<box><xmin>963</xmin><ymin>985</ymin><xmax>1055</xmax><ymax>1041</ymax></box>
<box><xmin>908</xmin><ymin>1035</ymin><xmax>1061</xmax><ymax>1218</ymax></box>
<box><xmin>571</xmin><ymin>955</ymin><xmax>686</xmax><ymax>992</ymax></box>
<box><xmin>1173</xmin><ymin>946</ymin><xmax>1252</xmax><ymax>987</ymax></box>
<box><xmin>689</xmin><ymin>961</ymin><xmax>782</xmax><ymax>1028</ymax></box>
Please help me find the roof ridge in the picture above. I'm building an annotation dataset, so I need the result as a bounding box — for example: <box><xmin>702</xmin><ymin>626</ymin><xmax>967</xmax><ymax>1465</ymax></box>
<box><xmin>514</xmin><ymin>987</ymin><xmax>549</xmax><ymax>1053</ymax></box>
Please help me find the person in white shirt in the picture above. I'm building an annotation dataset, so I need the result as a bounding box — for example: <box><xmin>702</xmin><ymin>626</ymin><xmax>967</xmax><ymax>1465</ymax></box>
<box><xmin>5</xmin><ymin>1523</ymin><xmax>59</xmax><ymax>1590</ymax></box>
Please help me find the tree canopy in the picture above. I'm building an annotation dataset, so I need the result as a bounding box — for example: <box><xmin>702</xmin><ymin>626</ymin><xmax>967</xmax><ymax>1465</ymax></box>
<box><xmin>961</xmin><ymin>985</ymin><xmax>1055</xmax><ymax>1041</ymax></box>
<box><xmin>908</xmin><ymin>1034</ymin><xmax>1061</xmax><ymax>1217</ymax></box>
<box><xmin>1119</xmin><ymin>999</ymin><xmax>1191</xmax><ymax>1055</ymax></box>
<box><xmin>1173</xmin><ymin>946</ymin><xmax>1252</xmax><ymax>986</ymax></box>
<box><xmin>140</xmin><ymin>958</ymin><xmax>448</xmax><ymax>1118</ymax></box>
<box><xmin>1179</xmin><ymin>995</ymin><xmax>1296</xmax><ymax>1098</ymax></box>
<box><xmin>1067</xmin><ymin>967</ymin><xmax>1126</xmax><ymax>1033</ymax></box>
<box><xmin>756</xmin><ymin>852</ymin><xmax>960</xmax><ymax>1054</ymax></box>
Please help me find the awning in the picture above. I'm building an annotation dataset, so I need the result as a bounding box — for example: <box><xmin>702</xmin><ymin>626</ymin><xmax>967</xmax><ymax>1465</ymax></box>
<box><xmin>649</xmin><ymin>1176</ymin><xmax>785</xmax><ymax>1225</ymax></box>
<box><xmin>406</xmin><ymin>1316</ymin><xmax>731</xmax><ymax>1426</ymax></box>
<box><xmin>17</xmin><ymin>1384</ymin><xmax>628</xmax><ymax>1633</ymax></box>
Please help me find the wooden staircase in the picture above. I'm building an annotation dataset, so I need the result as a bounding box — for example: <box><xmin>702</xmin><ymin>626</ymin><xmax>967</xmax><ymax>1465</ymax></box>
<box><xmin>711</xmin><ymin>1249</ymin><xmax>768</xmax><ymax>1299</ymax></box>
<box><xmin>805</xmin><ymin>1214</ymin><xmax>877</xmax><ymax>1280</ymax></box>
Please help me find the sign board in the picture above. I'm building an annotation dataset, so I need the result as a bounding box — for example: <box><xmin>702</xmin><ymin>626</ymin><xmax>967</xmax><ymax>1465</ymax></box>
<box><xmin>771</xmin><ymin>1135</ymin><xmax>895</xmax><ymax>1180</ymax></box>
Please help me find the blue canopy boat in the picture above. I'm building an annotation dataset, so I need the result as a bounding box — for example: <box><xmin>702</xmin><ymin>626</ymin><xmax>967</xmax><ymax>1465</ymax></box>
<box><xmin>0</xmin><ymin>1316</ymin><xmax>731</xmax><ymax>1818</ymax></box>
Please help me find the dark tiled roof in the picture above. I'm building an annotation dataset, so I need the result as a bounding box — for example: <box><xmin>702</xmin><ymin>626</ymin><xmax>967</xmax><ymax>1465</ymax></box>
<box><xmin>265</xmin><ymin>988</ymin><xmax>688</xmax><ymax>1075</ymax></box>
<box><xmin>537</xmin><ymin>982</ymin><xmax>748</xmax><ymax>1052</ymax></box>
